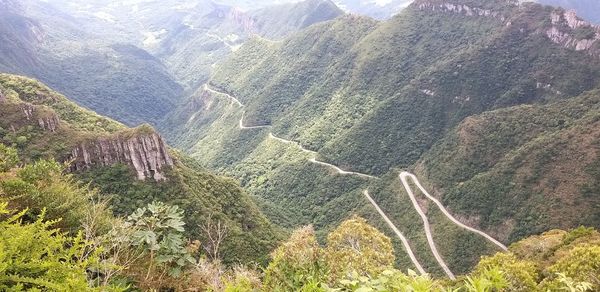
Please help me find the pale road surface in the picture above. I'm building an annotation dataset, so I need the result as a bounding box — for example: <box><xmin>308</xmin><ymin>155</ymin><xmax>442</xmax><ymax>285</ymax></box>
<box><xmin>399</xmin><ymin>172</ymin><xmax>508</xmax><ymax>251</ymax></box>
<box><xmin>399</xmin><ymin>173</ymin><xmax>456</xmax><ymax>279</ymax></box>
<box><xmin>309</xmin><ymin>158</ymin><xmax>379</xmax><ymax>180</ymax></box>
<box><xmin>203</xmin><ymin>83</ymin><xmax>508</xmax><ymax>277</ymax></box>
<box><xmin>363</xmin><ymin>190</ymin><xmax>426</xmax><ymax>275</ymax></box>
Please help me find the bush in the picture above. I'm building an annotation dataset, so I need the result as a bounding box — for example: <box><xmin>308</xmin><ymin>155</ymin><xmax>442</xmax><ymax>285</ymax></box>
<box><xmin>0</xmin><ymin>159</ymin><xmax>113</xmax><ymax>233</ymax></box>
<box><xmin>263</xmin><ymin>226</ymin><xmax>327</xmax><ymax>291</ymax></box>
<box><xmin>0</xmin><ymin>144</ymin><xmax>18</xmax><ymax>172</ymax></box>
<box><xmin>472</xmin><ymin>252</ymin><xmax>538</xmax><ymax>291</ymax></box>
<box><xmin>0</xmin><ymin>203</ymin><xmax>116</xmax><ymax>291</ymax></box>
<box><xmin>324</xmin><ymin>216</ymin><xmax>394</xmax><ymax>282</ymax></box>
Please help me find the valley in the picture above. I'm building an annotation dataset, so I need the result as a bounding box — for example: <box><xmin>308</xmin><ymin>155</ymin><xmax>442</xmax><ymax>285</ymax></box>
<box><xmin>201</xmin><ymin>83</ymin><xmax>511</xmax><ymax>278</ymax></box>
<box><xmin>0</xmin><ymin>0</ymin><xmax>599</xmax><ymax>290</ymax></box>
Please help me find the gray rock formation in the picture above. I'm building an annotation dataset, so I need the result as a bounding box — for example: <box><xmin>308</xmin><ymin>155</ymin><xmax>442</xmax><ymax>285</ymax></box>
<box><xmin>546</xmin><ymin>9</ymin><xmax>600</xmax><ymax>56</ymax></box>
<box><xmin>70</xmin><ymin>132</ymin><xmax>174</xmax><ymax>181</ymax></box>
<box><xmin>16</xmin><ymin>103</ymin><xmax>60</xmax><ymax>132</ymax></box>
<box><xmin>37</xmin><ymin>114</ymin><xmax>59</xmax><ymax>132</ymax></box>
<box><xmin>21</xmin><ymin>103</ymin><xmax>34</xmax><ymax>120</ymax></box>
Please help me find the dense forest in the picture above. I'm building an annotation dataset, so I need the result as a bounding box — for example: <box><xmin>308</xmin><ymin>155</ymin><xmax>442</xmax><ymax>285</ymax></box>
<box><xmin>1</xmin><ymin>148</ymin><xmax>599</xmax><ymax>290</ymax></box>
<box><xmin>0</xmin><ymin>0</ymin><xmax>599</xmax><ymax>290</ymax></box>
<box><xmin>165</xmin><ymin>0</ymin><xmax>600</xmax><ymax>276</ymax></box>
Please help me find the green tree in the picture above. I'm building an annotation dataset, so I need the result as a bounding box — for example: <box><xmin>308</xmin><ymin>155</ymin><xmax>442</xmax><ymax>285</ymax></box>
<box><xmin>125</xmin><ymin>202</ymin><xmax>195</xmax><ymax>280</ymax></box>
<box><xmin>0</xmin><ymin>203</ymin><xmax>115</xmax><ymax>291</ymax></box>
<box><xmin>0</xmin><ymin>159</ymin><xmax>113</xmax><ymax>233</ymax></box>
<box><xmin>472</xmin><ymin>252</ymin><xmax>538</xmax><ymax>291</ymax></box>
<box><xmin>334</xmin><ymin>269</ymin><xmax>441</xmax><ymax>292</ymax></box>
<box><xmin>540</xmin><ymin>245</ymin><xmax>600</xmax><ymax>291</ymax></box>
<box><xmin>263</xmin><ymin>226</ymin><xmax>327</xmax><ymax>291</ymax></box>
<box><xmin>324</xmin><ymin>217</ymin><xmax>395</xmax><ymax>282</ymax></box>
<box><xmin>0</xmin><ymin>144</ymin><xmax>18</xmax><ymax>172</ymax></box>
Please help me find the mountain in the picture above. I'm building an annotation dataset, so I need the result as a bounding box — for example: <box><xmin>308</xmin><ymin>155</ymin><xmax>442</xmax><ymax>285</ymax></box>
<box><xmin>154</xmin><ymin>0</ymin><xmax>344</xmax><ymax>90</ymax></box>
<box><xmin>334</xmin><ymin>0</ymin><xmax>413</xmax><ymax>19</ymax></box>
<box><xmin>0</xmin><ymin>73</ymin><xmax>280</xmax><ymax>264</ymax></box>
<box><xmin>0</xmin><ymin>0</ymin><xmax>342</xmax><ymax>128</ymax></box>
<box><xmin>536</xmin><ymin>0</ymin><xmax>600</xmax><ymax>23</ymax></box>
<box><xmin>38</xmin><ymin>0</ymin><xmax>343</xmax><ymax>92</ymax></box>
<box><xmin>0</xmin><ymin>0</ymin><xmax>184</xmax><ymax>126</ymax></box>
<box><xmin>164</xmin><ymin>0</ymin><xmax>600</xmax><ymax>275</ymax></box>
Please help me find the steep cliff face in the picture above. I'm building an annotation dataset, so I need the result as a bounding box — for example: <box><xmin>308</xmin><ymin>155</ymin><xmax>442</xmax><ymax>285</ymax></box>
<box><xmin>415</xmin><ymin>1</ymin><xmax>514</xmax><ymax>22</ymax></box>
<box><xmin>415</xmin><ymin>1</ymin><xmax>600</xmax><ymax>58</ymax></box>
<box><xmin>547</xmin><ymin>9</ymin><xmax>600</xmax><ymax>56</ymax></box>
<box><xmin>70</xmin><ymin>130</ymin><xmax>174</xmax><ymax>181</ymax></box>
<box><xmin>18</xmin><ymin>103</ymin><xmax>60</xmax><ymax>132</ymax></box>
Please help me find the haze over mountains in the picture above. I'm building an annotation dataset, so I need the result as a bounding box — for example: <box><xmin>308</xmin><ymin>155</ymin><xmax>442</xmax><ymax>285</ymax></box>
<box><xmin>0</xmin><ymin>0</ymin><xmax>599</xmax><ymax>290</ymax></box>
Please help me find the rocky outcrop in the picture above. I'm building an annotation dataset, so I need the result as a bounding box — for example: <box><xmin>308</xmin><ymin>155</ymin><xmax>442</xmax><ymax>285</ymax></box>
<box><xmin>0</xmin><ymin>89</ymin><xmax>5</xmax><ymax>102</ymax></box>
<box><xmin>416</xmin><ymin>1</ymin><xmax>516</xmax><ymax>22</ymax></box>
<box><xmin>37</xmin><ymin>114</ymin><xmax>59</xmax><ymax>132</ymax></box>
<box><xmin>546</xmin><ymin>10</ymin><xmax>600</xmax><ymax>56</ymax></box>
<box><xmin>17</xmin><ymin>103</ymin><xmax>60</xmax><ymax>132</ymax></box>
<box><xmin>70</xmin><ymin>131</ymin><xmax>174</xmax><ymax>181</ymax></box>
<box><xmin>21</xmin><ymin>103</ymin><xmax>34</xmax><ymax>120</ymax></box>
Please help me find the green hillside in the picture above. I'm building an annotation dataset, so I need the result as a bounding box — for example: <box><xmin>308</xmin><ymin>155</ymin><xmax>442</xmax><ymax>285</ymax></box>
<box><xmin>419</xmin><ymin>89</ymin><xmax>600</xmax><ymax>242</ymax></box>
<box><xmin>0</xmin><ymin>74</ymin><xmax>280</xmax><ymax>265</ymax></box>
<box><xmin>165</xmin><ymin>0</ymin><xmax>600</xmax><ymax>274</ymax></box>
<box><xmin>0</xmin><ymin>0</ymin><xmax>183</xmax><ymax>126</ymax></box>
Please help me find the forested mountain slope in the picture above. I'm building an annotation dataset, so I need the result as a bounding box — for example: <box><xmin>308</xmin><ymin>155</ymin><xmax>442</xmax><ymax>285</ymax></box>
<box><xmin>165</xmin><ymin>0</ymin><xmax>600</xmax><ymax>274</ymax></box>
<box><xmin>41</xmin><ymin>0</ymin><xmax>343</xmax><ymax>91</ymax></box>
<box><xmin>0</xmin><ymin>74</ymin><xmax>280</xmax><ymax>264</ymax></box>
<box><xmin>0</xmin><ymin>0</ymin><xmax>183</xmax><ymax>126</ymax></box>
<box><xmin>0</xmin><ymin>0</ymin><xmax>342</xmax><ymax>127</ymax></box>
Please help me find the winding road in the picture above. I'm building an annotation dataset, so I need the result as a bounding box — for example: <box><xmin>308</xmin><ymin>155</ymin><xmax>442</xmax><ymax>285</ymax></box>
<box><xmin>363</xmin><ymin>190</ymin><xmax>426</xmax><ymax>274</ymax></box>
<box><xmin>205</xmin><ymin>32</ymin><xmax>239</xmax><ymax>51</ymax></box>
<box><xmin>400</xmin><ymin>172</ymin><xmax>508</xmax><ymax>251</ymax></box>
<box><xmin>399</xmin><ymin>173</ymin><xmax>456</xmax><ymax>279</ymax></box>
<box><xmin>202</xmin><ymin>83</ymin><xmax>508</xmax><ymax>277</ymax></box>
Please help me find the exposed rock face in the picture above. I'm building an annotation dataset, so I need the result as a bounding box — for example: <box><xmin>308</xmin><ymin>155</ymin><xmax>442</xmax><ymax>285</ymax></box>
<box><xmin>416</xmin><ymin>1</ymin><xmax>516</xmax><ymax>22</ymax></box>
<box><xmin>416</xmin><ymin>1</ymin><xmax>599</xmax><ymax>57</ymax></box>
<box><xmin>17</xmin><ymin>103</ymin><xmax>60</xmax><ymax>132</ymax></box>
<box><xmin>21</xmin><ymin>103</ymin><xmax>34</xmax><ymax>120</ymax></box>
<box><xmin>212</xmin><ymin>6</ymin><xmax>255</xmax><ymax>33</ymax></box>
<box><xmin>37</xmin><ymin>114</ymin><xmax>59</xmax><ymax>132</ymax></box>
<box><xmin>70</xmin><ymin>132</ymin><xmax>174</xmax><ymax>181</ymax></box>
<box><xmin>0</xmin><ymin>89</ymin><xmax>5</xmax><ymax>102</ymax></box>
<box><xmin>546</xmin><ymin>10</ymin><xmax>600</xmax><ymax>56</ymax></box>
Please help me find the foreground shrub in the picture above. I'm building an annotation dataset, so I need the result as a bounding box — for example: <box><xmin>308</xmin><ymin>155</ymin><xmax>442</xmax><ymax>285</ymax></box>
<box><xmin>0</xmin><ymin>203</ymin><xmax>115</xmax><ymax>291</ymax></box>
<box><xmin>263</xmin><ymin>226</ymin><xmax>327</xmax><ymax>291</ymax></box>
<box><xmin>324</xmin><ymin>216</ymin><xmax>394</xmax><ymax>282</ymax></box>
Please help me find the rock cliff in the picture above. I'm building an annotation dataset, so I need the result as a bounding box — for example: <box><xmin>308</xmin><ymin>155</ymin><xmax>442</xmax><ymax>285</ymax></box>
<box><xmin>415</xmin><ymin>0</ymin><xmax>520</xmax><ymax>22</ymax></box>
<box><xmin>16</xmin><ymin>102</ymin><xmax>61</xmax><ymax>132</ymax></box>
<box><xmin>70</xmin><ymin>130</ymin><xmax>174</xmax><ymax>181</ymax></box>
<box><xmin>415</xmin><ymin>1</ymin><xmax>599</xmax><ymax>58</ymax></box>
<box><xmin>546</xmin><ymin>9</ymin><xmax>600</xmax><ymax>56</ymax></box>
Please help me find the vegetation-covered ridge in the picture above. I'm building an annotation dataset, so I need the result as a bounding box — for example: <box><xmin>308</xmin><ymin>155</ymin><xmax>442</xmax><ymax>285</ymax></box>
<box><xmin>0</xmin><ymin>74</ymin><xmax>281</xmax><ymax>267</ymax></box>
<box><xmin>1</xmin><ymin>156</ymin><xmax>598</xmax><ymax>292</ymax></box>
<box><xmin>183</xmin><ymin>84</ymin><xmax>509</xmax><ymax>280</ymax></box>
<box><xmin>165</xmin><ymin>0</ymin><xmax>600</xmax><ymax>275</ymax></box>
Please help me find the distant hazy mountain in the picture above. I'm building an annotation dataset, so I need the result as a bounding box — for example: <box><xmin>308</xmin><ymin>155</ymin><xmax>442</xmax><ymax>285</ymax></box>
<box><xmin>334</xmin><ymin>0</ymin><xmax>413</xmax><ymax>19</ymax></box>
<box><xmin>0</xmin><ymin>0</ymin><xmax>341</xmax><ymax>124</ymax></box>
<box><xmin>536</xmin><ymin>0</ymin><xmax>600</xmax><ymax>23</ymax></box>
<box><xmin>0</xmin><ymin>0</ymin><xmax>183</xmax><ymax>126</ymax></box>
<box><xmin>332</xmin><ymin>0</ymin><xmax>600</xmax><ymax>21</ymax></box>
